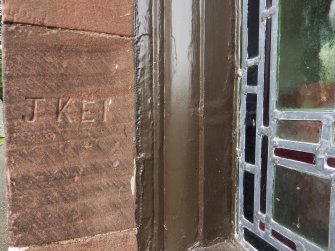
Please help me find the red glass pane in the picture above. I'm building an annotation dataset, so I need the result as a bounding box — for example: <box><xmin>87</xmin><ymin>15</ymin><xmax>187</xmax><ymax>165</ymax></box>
<box><xmin>274</xmin><ymin>148</ymin><xmax>315</xmax><ymax>165</ymax></box>
<box><xmin>259</xmin><ymin>222</ymin><xmax>265</xmax><ymax>231</ymax></box>
<box><xmin>327</xmin><ymin>157</ymin><xmax>335</xmax><ymax>168</ymax></box>
<box><xmin>272</xmin><ymin>230</ymin><xmax>297</xmax><ymax>250</ymax></box>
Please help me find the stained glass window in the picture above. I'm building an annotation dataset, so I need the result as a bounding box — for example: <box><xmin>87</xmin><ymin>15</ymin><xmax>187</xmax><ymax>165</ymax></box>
<box><xmin>239</xmin><ymin>0</ymin><xmax>335</xmax><ymax>250</ymax></box>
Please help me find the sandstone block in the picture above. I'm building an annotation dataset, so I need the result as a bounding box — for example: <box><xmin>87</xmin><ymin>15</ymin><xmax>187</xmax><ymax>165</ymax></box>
<box><xmin>3</xmin><ymin>24</ymin><xmax>136</xmax><ymax>247</ymax></box>
<box><xmin>3</xmin><ymin>0</ymin><xmax>133</xmax><ymax>36</ymax></box>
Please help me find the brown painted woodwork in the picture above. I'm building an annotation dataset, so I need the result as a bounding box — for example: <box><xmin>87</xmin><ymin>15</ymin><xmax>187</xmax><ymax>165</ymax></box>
<box><xmin>135</xmin><ymin>0</ymin><xmax>239</xmax><ymax>249</ymax></box>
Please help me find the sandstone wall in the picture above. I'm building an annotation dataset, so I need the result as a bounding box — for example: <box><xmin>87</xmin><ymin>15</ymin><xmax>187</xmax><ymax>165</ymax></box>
<box><xmin>3</xmin><ymin>1</ymin><xmax>137</xmax><ymax>250</ymax></box>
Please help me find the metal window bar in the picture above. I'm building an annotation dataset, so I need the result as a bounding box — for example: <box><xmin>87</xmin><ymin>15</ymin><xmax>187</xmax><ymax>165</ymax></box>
<box><xmin>239</xmin><ymin>0</ymin><xmax>335</xmax><ymax>250</ymax></box>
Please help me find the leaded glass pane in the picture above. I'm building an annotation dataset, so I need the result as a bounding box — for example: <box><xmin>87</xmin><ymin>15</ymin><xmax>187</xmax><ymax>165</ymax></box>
<box><xmin>278</xmin><ymin>0</ymin><xmax>335</xmax><ymax>110</ymax></box>
<box><xmin>240</xmin><ymin>0</ymin><xmax>335</xmax><ymax>250</ymax></box>
<box><xmin>273</xmin><ymin>166</ymin><xmax>331</xmax><ymax>249</ymax></box>
<box><xmin>277</xmin><ymin>120</ymin><xmax>321</xmax><ymax>143</ymax></box>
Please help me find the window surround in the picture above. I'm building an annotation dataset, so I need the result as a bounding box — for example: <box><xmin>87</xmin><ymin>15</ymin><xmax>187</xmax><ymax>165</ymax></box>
<box><xmin>135</xmin><ymin>0</ymin><xmax>241</xmax><ymax>250</ymax></box>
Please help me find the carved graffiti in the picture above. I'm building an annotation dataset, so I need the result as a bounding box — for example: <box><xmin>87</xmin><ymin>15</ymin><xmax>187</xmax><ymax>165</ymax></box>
<box><xmin>57</xmin><ymin>98</ymin><xmax>73</xmax><ymax>123</ymax></box>
<box><xmin>23</xmin><ymin>97</ymin><xmax>112</xmax><ymax>123</ymax></box>
<box><xmin>23</xmin><ymin>97</ymin><xmax>46</xmax><ymax>123</ymax></box>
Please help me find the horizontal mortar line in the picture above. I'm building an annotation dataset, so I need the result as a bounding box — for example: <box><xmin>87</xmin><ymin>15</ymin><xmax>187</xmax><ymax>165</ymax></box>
<box><xmin>3</xmin><ymin>21</ymin><xmax>134</xmax><ymax>40</ymax></box>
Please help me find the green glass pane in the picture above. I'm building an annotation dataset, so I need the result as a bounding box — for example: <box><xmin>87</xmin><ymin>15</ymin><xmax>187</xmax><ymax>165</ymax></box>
<box><xmin>278</xmin><ymin>0</ymin><xmax>335</xmax><ymax>110</ymax></box>
<box><xmin>277</xmin><ymin>120</ymin><xmax>321</xmax><ymax>143</ymax></box>
<box><xmin>273</xmin><ymin>166</ymin><xmax>331</xmax><ymax>249</ymax></box>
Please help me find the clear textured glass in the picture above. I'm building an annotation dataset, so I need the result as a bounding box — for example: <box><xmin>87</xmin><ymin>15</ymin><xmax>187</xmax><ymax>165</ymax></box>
<box><xmin>277</xmin><ymin>120</ymin><xmax>321</xmax><ymax>143</ymax></box>
<box><xmin>273</xmin><ymin>166</ymin><xmax>331</xmax><ymax>249</ymax></box>
<box><xmin>278</xmin><ymin>0</ymin><xmax>335</xmax><ymax>109</ymax></box>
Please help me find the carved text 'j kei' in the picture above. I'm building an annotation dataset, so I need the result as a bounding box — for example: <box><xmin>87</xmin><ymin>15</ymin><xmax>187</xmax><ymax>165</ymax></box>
<box><xmin>23</xmin><ymin>97</ymin><xmax>113</xmax><ymax>123</ymax></box>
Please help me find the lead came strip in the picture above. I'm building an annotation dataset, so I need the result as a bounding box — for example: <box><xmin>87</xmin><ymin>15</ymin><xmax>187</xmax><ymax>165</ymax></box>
<box><xmin>238</xmin><ymin>0</ymin><xmax>248</xmax><ymax>239</ymax></box>
<box><xmin>253</xmin><ymin>0</ymin><xmax>267</xmax><ymax>229</ymax></box>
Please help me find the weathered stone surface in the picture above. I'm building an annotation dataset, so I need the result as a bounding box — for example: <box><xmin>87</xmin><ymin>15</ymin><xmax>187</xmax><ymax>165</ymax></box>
<box><xmin>0</xmin><ymin>101</ymin><xmax>5</xmax><ymax>137</ymax></box>
<box><xmin>3</xmin><ymin>0</ymin><xmax>133</xmax><ymax>36</ymax></box>
<box><xmin>3</xmin><ymin>24</ymin><xmax>136</xmax><ymax>247</ymax></box>
<box><xmin>0</xmin><ymin>145</ymin><xmax>8</xmax><ymax>251</ymax></box>
<box><xmin>27</xmin><ymin>229</ymin><xmax>137</xmax><ymax>251</ymax></box>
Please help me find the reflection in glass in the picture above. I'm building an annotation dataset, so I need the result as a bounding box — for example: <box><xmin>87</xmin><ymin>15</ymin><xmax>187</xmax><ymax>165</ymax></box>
<box><xmin>277</xmin><ymin>120</ymin><xmax>321</xmax><ymax>143</ymax></box>
<box><xmin>278</xmin><ymin>0</ymin><xmax>335</xmax><ymax>109</ymax></box>
<box><xmin>273</xmin><ymin>166</ymin><xmax>331</xmax><ymax>249</ymax></box>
